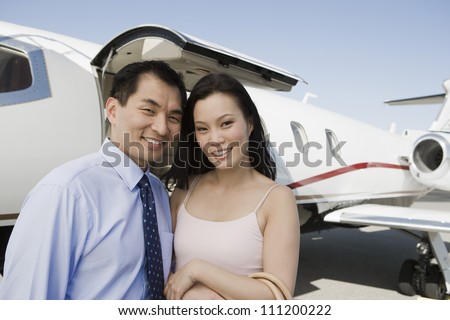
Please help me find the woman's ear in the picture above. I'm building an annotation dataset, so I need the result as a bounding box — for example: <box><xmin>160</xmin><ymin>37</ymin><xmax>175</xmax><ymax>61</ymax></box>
<box><xmin>247</xmin><ymin>120</ymin><xmax>254</xmax><ymax>136</ymax></box>
<box><xmin>105</xmin><ymin>97</ymin><xmax>118</xmax><ymax>124</ymax></box>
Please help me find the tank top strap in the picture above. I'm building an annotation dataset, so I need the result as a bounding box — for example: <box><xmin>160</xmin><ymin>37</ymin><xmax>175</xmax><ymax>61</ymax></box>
<box><xmin>182</xmin><ymin>176</ymin><xmax>201</xmax><ymax>206</ymax></box>
<box><xmin>254</xmin><ymin>184</ymin><xmax>282</xmax><ymax>213</ymax></box>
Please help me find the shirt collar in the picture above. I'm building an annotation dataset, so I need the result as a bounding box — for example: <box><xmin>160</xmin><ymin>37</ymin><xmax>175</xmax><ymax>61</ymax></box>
<box><xmin>99</xmin><ymin>138</ymin><xmax>147</xmax><ymax>190</ymax></box>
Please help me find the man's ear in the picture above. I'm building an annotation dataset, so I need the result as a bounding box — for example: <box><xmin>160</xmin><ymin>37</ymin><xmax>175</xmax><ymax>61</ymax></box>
<box><xmin>105</xmin><ymin>97</ymin><xmax>118</xmax><ymax>124</ymax></box>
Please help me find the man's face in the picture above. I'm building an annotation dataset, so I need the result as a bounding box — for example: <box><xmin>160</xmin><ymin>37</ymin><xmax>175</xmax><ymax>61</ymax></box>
<box><xmin>106</xmin><ymin>74</ymin><xmax>183</xmax><ymax>169</ymax></box>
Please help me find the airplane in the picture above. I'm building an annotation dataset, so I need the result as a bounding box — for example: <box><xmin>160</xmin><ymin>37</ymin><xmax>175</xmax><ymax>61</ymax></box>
<box><xmin>0</xmin><ymin>20</ymin><xmax>449</xmax><ymax>299</ymax></box>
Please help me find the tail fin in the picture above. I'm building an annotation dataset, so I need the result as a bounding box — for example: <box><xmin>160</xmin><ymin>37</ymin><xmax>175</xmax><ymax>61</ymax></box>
<box><xmin>385</xmin><ymin>79</ymin><xmax>450</xmax><ymax>132</ymax></box>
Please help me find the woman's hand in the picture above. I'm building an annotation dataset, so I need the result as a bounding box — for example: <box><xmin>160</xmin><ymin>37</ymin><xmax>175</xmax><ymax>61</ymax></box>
<box><xmin>164</xmin><ymin>260</ymin><xmax>199</xmax><ymax>300</ymax></box>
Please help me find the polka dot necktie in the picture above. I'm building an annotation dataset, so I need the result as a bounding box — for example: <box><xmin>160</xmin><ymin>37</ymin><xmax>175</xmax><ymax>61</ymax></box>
<box><xmin>137</xmin><ymin>175</ymin><xmax>165</xmax><ymax>300</ymax></box>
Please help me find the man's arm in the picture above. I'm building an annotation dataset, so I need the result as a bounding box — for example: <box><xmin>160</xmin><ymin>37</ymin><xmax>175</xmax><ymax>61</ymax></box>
<box><xmin>0</xmin><ymin>184</ymin><xmax>86</xmax><ymax>299</ymax></box>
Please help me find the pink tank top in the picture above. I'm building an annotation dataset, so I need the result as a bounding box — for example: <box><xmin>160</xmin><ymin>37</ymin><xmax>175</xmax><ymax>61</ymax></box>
<box><xmin>174</xmin><ymin>177</ymin><xmax>279</xmax><ymax>275</ymax></box>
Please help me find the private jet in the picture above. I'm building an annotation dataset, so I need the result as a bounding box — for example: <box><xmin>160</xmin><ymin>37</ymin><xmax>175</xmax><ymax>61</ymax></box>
<box><xmin>0</xmin><ymin>20</ymin><xmax>449</xmax><ymax>299</ymax></box>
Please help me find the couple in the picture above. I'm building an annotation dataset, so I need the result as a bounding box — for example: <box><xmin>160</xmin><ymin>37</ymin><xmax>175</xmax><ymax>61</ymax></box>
<box><xmin>0</xmin><ymin>61</ymin><xmax>300</xmax><ymax>300</ymax></box>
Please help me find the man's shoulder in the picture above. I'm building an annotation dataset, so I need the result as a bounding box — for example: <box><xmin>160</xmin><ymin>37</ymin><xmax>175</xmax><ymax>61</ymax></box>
<box><xmin>40</xmin><ymin>152</ymin><xmax>103</xmax><ymax>187</ymax></box>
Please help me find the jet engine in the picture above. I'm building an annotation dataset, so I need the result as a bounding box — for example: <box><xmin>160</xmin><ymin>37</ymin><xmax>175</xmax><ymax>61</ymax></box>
<box><xmin>409</xmin><ymin>132</ymin><xmax>450</xmax><ymax>191</ymax></box>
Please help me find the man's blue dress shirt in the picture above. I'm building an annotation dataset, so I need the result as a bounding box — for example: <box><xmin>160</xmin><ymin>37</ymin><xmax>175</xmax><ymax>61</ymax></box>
<box><xmin>0</xmin><ymin>139</ymin><xmax>173</xmax><ymax>299</ymax></box>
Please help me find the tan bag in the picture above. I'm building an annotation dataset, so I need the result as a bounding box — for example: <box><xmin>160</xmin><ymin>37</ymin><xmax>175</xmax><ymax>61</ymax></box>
<box><xmin>249</xmin><ymin>272</ymin><xmax>292</xmax><ymax>300</ymax></box>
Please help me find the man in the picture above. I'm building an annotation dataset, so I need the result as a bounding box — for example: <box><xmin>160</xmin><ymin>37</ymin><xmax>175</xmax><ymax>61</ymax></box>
<box><xmin>0</xmin><ymin>60</ymin><xmax>186</xmax><ymax>299</ymax></box>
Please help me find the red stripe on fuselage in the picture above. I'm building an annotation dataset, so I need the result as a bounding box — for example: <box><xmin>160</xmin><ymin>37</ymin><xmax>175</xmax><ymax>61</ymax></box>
<box><xmin>287</xmin><ymin>162</ymin><xmax>409</xmax><ymax>189</ymax></box>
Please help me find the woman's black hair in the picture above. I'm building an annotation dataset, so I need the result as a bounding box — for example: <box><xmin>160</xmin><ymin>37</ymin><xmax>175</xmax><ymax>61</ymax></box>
<box><xmin>163</xmin><ymin>73</ymin><xmax>276</xmax><ymax>190</ymax></box>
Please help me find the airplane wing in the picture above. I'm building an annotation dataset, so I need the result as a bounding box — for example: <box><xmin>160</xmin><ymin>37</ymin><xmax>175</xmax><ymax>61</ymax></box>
<box><xmin>324</xmin><ymin>204</ymin><xmax>450</xmax><ymax>233</ymax></box>
<box><xmin>325</xmin><ymin>203</ymin><xmax>450</xmax><ymax>299</ymax></box>
<box><xmin>325</xmin><ymin>203</ymin><xmax>450</xmax><ymax>300</ymax></box>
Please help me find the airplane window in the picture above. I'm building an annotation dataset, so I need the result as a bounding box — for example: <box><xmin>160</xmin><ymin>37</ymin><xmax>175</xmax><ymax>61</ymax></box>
<box><xmin>0</xmin><ymin>47</ymin><xmax>32</xmax><ymax>93</ymax></box>
<box><xmin>290</xmin><ymin>121</ymin><xmax>309</xmax><ymax>153</ymax></box>
<box><xmin>325</xmin><ymin>128</ymin><xmax>341</xmax><ymax>156</ymax></box>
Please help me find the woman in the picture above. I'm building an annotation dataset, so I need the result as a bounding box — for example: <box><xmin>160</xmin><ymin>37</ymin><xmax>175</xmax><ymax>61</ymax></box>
<box><xmin>163</xmin><ymin>73</ymin><xmax>300</xmax><ymax>299</ymax></box>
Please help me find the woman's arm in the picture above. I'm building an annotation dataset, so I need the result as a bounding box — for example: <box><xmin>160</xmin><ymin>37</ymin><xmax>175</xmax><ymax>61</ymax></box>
<box><xmin>164</xmin><ymin>258</ymin><xmax>275</xmax><ymax>299</ymax></box>
<box><xmin>259</xmin><ymin>185</ymin><xmax>300</xmax><ymax>294</ymax></box>
<box><xmin>180</xmin><ymin>283</ymin><xmax>225</xmax><ymax>300</ymax></box>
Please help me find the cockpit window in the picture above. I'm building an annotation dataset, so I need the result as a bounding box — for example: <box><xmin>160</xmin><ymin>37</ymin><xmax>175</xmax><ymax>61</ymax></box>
<box><xmin>0</xmin><ymin>37</ymin><xmax>51</xmax><ymax>107</ymax></box>
<box><xmin>0</xmin><ymin>46</ymin><xmax>32</xmax><ymax>93</ymax></box>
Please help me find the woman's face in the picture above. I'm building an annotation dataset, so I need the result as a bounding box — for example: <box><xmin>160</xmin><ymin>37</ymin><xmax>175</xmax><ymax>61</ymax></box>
<box><xmin>193</xmin><ymin>92</ymin><xmax>253</xmax><ymax>170</ymax></box>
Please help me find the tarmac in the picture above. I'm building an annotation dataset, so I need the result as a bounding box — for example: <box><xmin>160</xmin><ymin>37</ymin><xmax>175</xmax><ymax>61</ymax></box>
<box><xmin>293</xmin><ymin>191</ymin><xmax>450</xmax><ymax>300</ymax></box>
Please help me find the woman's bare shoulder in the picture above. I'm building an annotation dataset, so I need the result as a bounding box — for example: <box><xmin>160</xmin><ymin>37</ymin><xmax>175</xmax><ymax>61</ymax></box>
<box><xmin>273</xmin><ymin>183</ymin><xmax>296</xmax><ymax>201</ymax></box>
<box><xmin>263</xmin><ymin>182</ymin><xmax>297</xmax><ymax>215</ymax></box>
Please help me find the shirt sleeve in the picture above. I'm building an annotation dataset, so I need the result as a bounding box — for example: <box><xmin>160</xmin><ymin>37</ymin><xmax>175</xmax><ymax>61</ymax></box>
<box><xmin>0</xmin><ymin>183</ymin><xmax>89</xmax><ymax>299</ymax></box>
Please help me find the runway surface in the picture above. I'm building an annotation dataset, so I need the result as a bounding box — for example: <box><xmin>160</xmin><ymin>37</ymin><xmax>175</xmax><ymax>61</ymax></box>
<box><xmin>294</xmin><ymin>191</ymin><xmax>450</xmax><ymax>300</ymax></box>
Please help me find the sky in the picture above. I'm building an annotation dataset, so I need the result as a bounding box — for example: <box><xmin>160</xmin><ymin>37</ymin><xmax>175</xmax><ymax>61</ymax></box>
<box><xmin>1</xmin><ymin>0</ymin><xmax>449</xmax><ymax>132</ymax></box>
